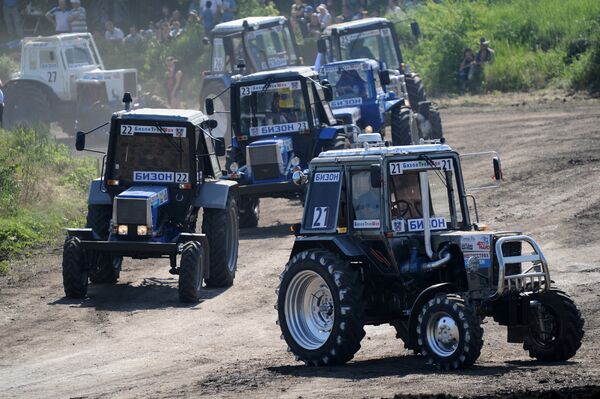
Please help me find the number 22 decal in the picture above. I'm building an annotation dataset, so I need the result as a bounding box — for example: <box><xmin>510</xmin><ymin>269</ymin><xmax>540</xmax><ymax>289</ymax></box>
<box><xmin>312</xmin><ymin>207</ymin><xmax>329</xmax><ymax>228</ymax></box>
<box><xmin>121</xmin><ymin>125</ymin><xmax>134</xmax><ymax>135</ymax></box>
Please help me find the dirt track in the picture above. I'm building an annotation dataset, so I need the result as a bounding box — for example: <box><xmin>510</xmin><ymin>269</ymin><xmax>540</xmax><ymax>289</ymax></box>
<box><xmin>1</xmin><ymin>99</ymin><xmax>600</xmax><ymax>398</ymax></box>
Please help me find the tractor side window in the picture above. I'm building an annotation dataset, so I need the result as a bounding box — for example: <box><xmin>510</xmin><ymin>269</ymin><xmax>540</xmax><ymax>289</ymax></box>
<box><xmin>64</xmin><ymin>46</ymin><xmax>93</xmax><ymax>68</ymax></box>
<box><xmin>307</xmin><ymin>83</ymin><xmax>320</xmax><ymax>127</ymax></box>
<box><xmin>351</xmin><ymin>170</ymin><xmax>381</xmax><ymax>228</ymax></box>
<box><xmin>212</xmin><ymin>38</ymin><xmax>226</xmax><ymax>72</ymax></box>
<box><xmin>39</xmin><ymin>50</ymin><xmax>57</xmax><ymax>67</ymax></box>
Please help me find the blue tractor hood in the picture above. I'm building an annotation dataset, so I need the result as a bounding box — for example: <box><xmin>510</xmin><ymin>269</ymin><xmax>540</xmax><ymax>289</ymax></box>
<box><xmin>114</xmin><ymin>186</ymin><xmax>169</xmax><ymax>232</ymax></box>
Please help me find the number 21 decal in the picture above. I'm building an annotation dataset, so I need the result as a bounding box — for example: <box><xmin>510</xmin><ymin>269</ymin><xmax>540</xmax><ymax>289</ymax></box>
<box><xmin>312</xmin><ymin>207</ymin><xmax>329</xmax><ymax>228</ymax></box>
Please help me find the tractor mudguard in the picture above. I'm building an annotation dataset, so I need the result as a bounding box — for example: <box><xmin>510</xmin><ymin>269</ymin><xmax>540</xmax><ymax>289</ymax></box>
<box><xmin>406</xmin><ymin>282</ymin><xmax>457</xmax><ymax>349</ymax></box>
<box><xmin>384</xmin><ymin>98</ymin><xmax>402</xmax><ymax>112</ymax></box>
<box><xmin>290</xmin><ymin>235</ymin><xmax>365</xmax><ymax>259</ymax></box>
<box><xmin>88</xmin><ymin>179</ymin><xmax>111</xmax><ymax>205</ymax></box>
<box><xmin>66</xmin><ymin>228</ymin><xmax>98</xmax><ymax>240</ymax></box>
<box><xmin>195</xmin><ymin>179</ymin><xmax>237</xmax><ymax>209</ymax></box>
<box><xmin>319</xmin><ymin>127</ymin><xmax>338</xmax><ymax>140</ymax></box>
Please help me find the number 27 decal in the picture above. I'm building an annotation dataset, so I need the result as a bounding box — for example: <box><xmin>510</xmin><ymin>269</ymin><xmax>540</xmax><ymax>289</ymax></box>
<box><xmin>47</xmin><ymin>71</ymin><xmax>57</xmax><ymax>83</ymax></box>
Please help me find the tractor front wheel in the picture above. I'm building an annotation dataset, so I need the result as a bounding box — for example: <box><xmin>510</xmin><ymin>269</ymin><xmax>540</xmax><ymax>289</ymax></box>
<box><xmin>417</xmin><ymin>293</ymin><xmax>483</xmax><ymax>370</ymax></box>
<box><xmin>523</xmin><ymin>289</ymin><xmax>584</xmax><ymax>361</ymax></box>
<box><xmin>238</xmin><ymin>196</ymin><xmax>259</xmax><ymax>228</ymax></box>
<box><xmin>178</xmin><ymin>241</ymin><xmax>206</xmax><ymax>303</ymax></box>
<box><xmin>62</xmin><ymin>237</ymin><xmax>88</xmax><ymax>298</ymax></box>
<box><xmin>391</xmin><ymin>106</ymin><xmax>413</xmax><ymax>145</ymax></box>
<box><xmin>277</xmin><ymin>249</ymin><xmax>365</xmax><ymax>366</ymax></box>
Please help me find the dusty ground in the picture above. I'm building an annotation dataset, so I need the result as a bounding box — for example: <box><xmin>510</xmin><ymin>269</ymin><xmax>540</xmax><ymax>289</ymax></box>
<box><xmin>1</xmin><ymin>98</ymin><xmax>600</xmax><ymax>399</ymax></box>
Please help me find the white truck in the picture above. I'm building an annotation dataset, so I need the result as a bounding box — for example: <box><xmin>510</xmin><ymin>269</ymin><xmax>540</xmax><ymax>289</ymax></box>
<box><xmin>3</xmin><ymin>33</ymin><xmax>137</xmax><ymax>132</ymax></box>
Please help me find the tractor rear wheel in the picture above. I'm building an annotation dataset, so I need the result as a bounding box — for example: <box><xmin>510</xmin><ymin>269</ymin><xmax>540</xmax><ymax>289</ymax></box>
<box><xmin>277</xmin><ymin>249</ymin><xmax>365</xmax><ymax>366</ymax></box>
<box><xmin>178</xmin><ymin>240</ymin><xmax>206</xmax><ymax>302</ymax></box>
<box><xmin>4</xmin><ymin>83</ymin><xmax>51</xmax><ymax>129</ymax></box>
<box><xmin>238</xmin><ymin>196</ymin><xmax>259</xmax><ymax>228</ymax></box>
<box><xmin>417</xmin><ymin>293</ymin><xmax>483</xmax><ymax>370</ymax></box>
<box><xmin>202</xmin><ymin>196</ymin><xmax>239</xmax><ymax>287</ymax></box>
<box><xmin>391</xmin><ymin>106</ymin><xmax>413</xmax><ymax>145</ymax></box>
<box><xmin>523</xmin><ymin>289</ymin><xmax>584</xmax><ymax>361</ymax></box>
<box><xmin>62</xmin><ymin>237</ymin><xmax>88</xmax><ymax>298</ymax></box>
<box><xmin>405</xmin><ymin>75</ymin><xmax>443</xmax><ymax>139</ymax></box>
<box><xmin>86</xmin><ymin>205</ymin><xmax>121</xmax><ymax>284</ymax></box>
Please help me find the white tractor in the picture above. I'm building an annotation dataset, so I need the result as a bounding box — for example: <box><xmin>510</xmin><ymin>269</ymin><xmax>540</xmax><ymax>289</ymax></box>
<box><xmin>3</xmin><ymin>33</ymin><xmax>138</xmax><ymax>132</ymax></box>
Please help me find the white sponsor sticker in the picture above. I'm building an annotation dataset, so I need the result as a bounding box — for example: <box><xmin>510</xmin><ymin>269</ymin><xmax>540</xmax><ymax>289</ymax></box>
<box><xmin>460</xmin><ymin>235</ymin><xmax>491</xmax><ymax>251</ymax></box>
<box><xmin>407</xmin><ymin>217</ymin><xmax>448</xmax><ymax>232</ymax></box>
<box><xmin>133</xmin><ymin>171</ymin><xmax>188</xmax><ymax>183</ymax></box>
<box><xmin>121</xmin><ymin>125</ymin><xmax>187</xmax><ymax>137</ymax></box>
<box><xmin>240</xmin><ymin>80</ymin><xmax>301</xmax><ymax>96</ymax></box>
<box><xmin>314</xmin><ymin>172</ymin><xmax>340</xmax><ymax>183</ymax></box>
<box><xmin>354</xmin><ymin>219</ymin><xmax>381</xmax><ymax>229</ymax></box>
<box><xmin>322</xmin><ymin>62</ymin><xmax>368</xmax><ymax>73</ymax></box>
<box><xmin>330</xmin><ymin>97</ymin><xmax>363</xmax><ymax>108</ymax></box>
<box><xmin>340</xmin><ymin>29</ymin><xmax>380</xmax><ymax>45</ymax></box>
<box><xmin>389</xmin><ymin>158</ymin><xmax>453</xmax><ymax>175</ymax></box>
<box><xmin>249</xmin><ymin>122</ymin><xmax>308</xmax><ymax>136</ymax></box>
<box><xmin>311</xmin><ymin>207</ymin><xmax>329</xmax><ymax>228</ymax></box>
<box><xmin>392</xmin><ymin>219</ymin><xmax>406</xmax><ymax>232</ymax></box>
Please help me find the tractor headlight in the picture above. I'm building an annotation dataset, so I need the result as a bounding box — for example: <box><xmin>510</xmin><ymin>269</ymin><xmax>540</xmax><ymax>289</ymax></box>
<box><xmin>290</xmin><ymin>156</ymin><xmax>300</xmax><ymax>167</ymax></box>
<box><xmin>117</xmin><ymin>225</ymin><xmax>128</xmax><ymax>235</ymax></box>
<box><xmin>365</xmin><ymin>125</ymin><xmax>373</xmax><ymax>133</ymax></box>
<box><xmin>137</xmin><ymin>225</ymin><xmax>148</xmax><ymax>236</ymax></box>
<box><xmin>229</xmin><ymin>162</ymin><xmax>239</xmax><ymax>173</ymax></box>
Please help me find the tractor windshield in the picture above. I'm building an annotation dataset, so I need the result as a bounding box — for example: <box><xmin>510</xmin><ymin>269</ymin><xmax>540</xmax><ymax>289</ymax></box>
<box><xmin>110</xmin><ymin>124</ymin><xmax>192</xmax><ymax>185</ymax></box>
<box><xmin>62</xmin><ymin>39</ymin><xmax>98</xmax><ymax>68</ymax></box>
<box><xmin>244</xmin><ymin>24</ymin><xmax>297</xmax><ymax>71</ymax></box>
<box><xmin>387</xmin><ymin>158</ymin><xmax>464</xmax><ymax>232</ymax></box>
<box><xmin>339</xmin><ymin>27</ymin><xmax>399</xmax><ymax>70</ymax></box>
<box><xmin>320</xmin><ymin>63</ymin><xmax>374</xmax><ymax>108</ymax></box>
<box><xmin>238</xmin><ymin>80</ymin><xmax>309</xmax><ymax>137</ymax></box>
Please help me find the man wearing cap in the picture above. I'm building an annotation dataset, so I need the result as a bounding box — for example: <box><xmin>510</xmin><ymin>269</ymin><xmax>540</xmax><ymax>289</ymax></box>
<box><xmin>68</xmin><ymin>0</ymin><xmax>87</xmax><ymax>33</ymax></box>
<box><xmin>469</xmin><ymin>37</ymin><xmax>495</xmax><ymax>81</ymax></box>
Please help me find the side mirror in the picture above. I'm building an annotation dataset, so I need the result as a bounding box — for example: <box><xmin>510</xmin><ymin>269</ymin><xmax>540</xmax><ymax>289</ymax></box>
<box><xmin>202</xmin><ymin>36</ymin><xmax>210</xmax><ymax>45</ymax></box>
<box><xmin>410</xmin><ymin>21</ymin><xmax>421</xmax><ymax>37</ymax></box>
<box><xmin>317</xmin><ymin>38</ymin><xmax>327</xmax><ymax>54</ymax></box>
<box><xmin>236</xmin><ymin>58</ymin><xmax>246</xmax><ymax>71</ymax></box>
<box><xmin>370</xmin><ymin>164</ymin><xmax>382</xmax><ymax>188</ymax></box>
<box><xmin>75</xmin><ymin>131</ymin><xmax>86</xmax><ymax>151</ymax></box>
<box><xmin>380</xmin><ymin>70</ymin><xmax>391</xmax><ymax>86</ymax></box>
<box><xmin>214</xmin><ymin>138</ymin><xmax>226</xmax><ymax>157</ymax></box>
<box><xmin>322</xmin><ymin>80</ymin><xmax>333</xmax><ymax>102</ymax></box>
<box><xmin>205</xmin><ymin>98</ymin><xmax>214</xmax><ymax>115</ymax></box>
<box><xmin>493</xmin><ymin>157</ymin><xmax>503</xmax><ymax>180</ymax></box>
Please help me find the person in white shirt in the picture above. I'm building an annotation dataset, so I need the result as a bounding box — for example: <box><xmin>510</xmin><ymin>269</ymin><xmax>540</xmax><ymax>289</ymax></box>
<box><xmin>68</xmin><ymin>0</ymin><xmax>87</xmax><ymax>33</ymax></box>
<box><xmin>45</xmin><ymin>0</ymin><xmax>70</xmax><ymax>34</ymax></box>
<box><xmin>105</xmin><ymin>21</ymin><xmax>124</xmax><ymax>41</ymax></box>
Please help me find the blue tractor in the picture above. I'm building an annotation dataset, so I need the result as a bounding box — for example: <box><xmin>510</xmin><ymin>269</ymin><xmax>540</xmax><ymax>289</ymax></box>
<box><xmin>64</xmin><ymin>100</ymin><xmax>239</xmax><ymax>303</ymax></box>
<box><xmin>199</xmin><ymin>16</ymin><xmax>301</xmax><ymax>147</ymax></box>
<box><xmin>205</xmin><ymin>67</ymin><xmax>357</xmax><ymax>228</ymax></box>
<box><xmin>319</xmin><ymin>58</ymin><xmax>417</xmax><ymax>146</ymax></box>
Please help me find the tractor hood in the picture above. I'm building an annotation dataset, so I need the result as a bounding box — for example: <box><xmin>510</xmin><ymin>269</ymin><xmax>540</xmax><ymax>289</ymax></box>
<box><xmin>332</xmin><ymin>106</ymin><xmax>361</xmax><ymax>125</ymax></box>
<box><xmin>79</xmin><ymin>68</ymin><xmax>138</xmax><ymax>100</ymax></box>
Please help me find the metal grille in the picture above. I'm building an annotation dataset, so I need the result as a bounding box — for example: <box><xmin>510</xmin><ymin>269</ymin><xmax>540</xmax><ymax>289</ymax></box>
<box><xmin>248</xmin><ymin>144</ymin><xmax>282</xmax><ymax>180</ymax></box>
<box><xmin>115</xmin><ymin>198</ymin><xmax>147</xmax><ymax>225</ymax></box>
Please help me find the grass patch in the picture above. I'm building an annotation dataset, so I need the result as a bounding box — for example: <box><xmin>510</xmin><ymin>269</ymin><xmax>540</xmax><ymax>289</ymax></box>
<box><xmin>0</xmin><ymin>126</ymin><xmax>96</xmax><ymax>274</ymax></box>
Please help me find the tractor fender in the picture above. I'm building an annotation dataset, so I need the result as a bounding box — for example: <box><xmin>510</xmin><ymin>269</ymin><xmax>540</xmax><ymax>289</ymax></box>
<box><xmin>290</xmin><ymin>235</ymin><xmax>365</xmax><ymax>260</ymax></box>
<box><xmin>3</xmin><ymin>78</ymin><xmax>61</xmax><ymax>103</ymax></box>
<box><xmin>195</xmin><ymin>179</ymin><xmax>237</xmax><ymax>209</ymax></box>
<box><xmin>384</xmin><ymin>98</ymin><xmax>402</xmax><ymax>112</ymax></box>
<box><xmin>319</xmin><ymin>126</ymin><xmax>338</xmax><ymax>140</ymax></box>
<box><xmin>406</xmin><ymin>282</ymin><xmax>458</xmax><ymax>349</ymax></box>
<box><xmin>88</xmin><ymin>179</ymin><xmax>112</xmax><ymax>205</ymax></box>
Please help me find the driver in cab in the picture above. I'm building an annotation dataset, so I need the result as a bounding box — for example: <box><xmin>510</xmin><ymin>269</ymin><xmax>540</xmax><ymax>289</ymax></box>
<box><xmin>335</xmin><ymin>69</ymin><xmax>366</xmax><ymax>100</ymax></box>
<box><xmin>268</xmin><ymin>90</ymin><xmax>298</xmax><ymax>124</ymax></box>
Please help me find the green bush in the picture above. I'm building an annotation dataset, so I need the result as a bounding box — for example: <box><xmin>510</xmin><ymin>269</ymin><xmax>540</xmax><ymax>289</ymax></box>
<box><xmin>0</xmin><ymin>54</ymin><xmax>17</xmax><ymax>84</ymax></box>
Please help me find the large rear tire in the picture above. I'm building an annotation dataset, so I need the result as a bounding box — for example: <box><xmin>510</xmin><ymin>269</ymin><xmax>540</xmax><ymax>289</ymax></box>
<box><xmin>391</xmin><ymin>106</ymin><xmax>413</xmax><ymax>145</ymax></box>
<box><xmin>202</xmin><ymin>196</ymin><xmax>239</xmax><ymax>287</ymax></box>
<box><xmin>86</xmin><ymin>205</ymin><xmax>121</xmax><ymax>284</ymax></box>
<box><xmin>178</xmin><ymin>241</ymin><xmax>206</xmax><ymax>303</ymax></box>
<box><xmin>523</xmin><ymin>289</ymin><xmax>584</xmax><ymax>361</ymax></box>
<box><xmin>405</xmin><ymin>74</ymin><xmax>443</xmax><ymax>140</ymax></box>
<box><xmin>277</xmin><ymin>249</ymin><xmax>365</xmax><ymax>366</ymax></box>
<box><xmin>417</xmin><ymin>293</ymin><xmax>483</xmax><ymax>370</ymax></box>
<box><xmin>4</xmin><ymin>83</ymin><xmax>51</xmax><ymax>129</ymax></box>
<box><xmin>62</xmin><ymin>237</ymin><xmax>88</xmax><ymax>298</ymax></box>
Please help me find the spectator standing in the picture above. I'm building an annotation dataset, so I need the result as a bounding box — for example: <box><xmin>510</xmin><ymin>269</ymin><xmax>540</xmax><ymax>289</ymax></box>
<box><xmin>458</xmin><ymin>47</ymin><xmax>474</xmax><ymax>91</ymax></box>
<box><xmin>307</xmin><ymin>13</ymin><xmax>321</xmax><ymax>38</ymax></box>
<box><xmin>290</xmin><ymin>0</ymin><xmax>306</xmax><ymax>31</ymax></box>
<box><xmin>46</xmin><ymin>0</ymin><xmax>71</xmax><ymax>34</ymax></box>
<box><xmin>165</xmin><ymin>57</ymin><xmax>183</xmax><ymax>108</ymax></box>
<box><xmin>105</xmin><ymin>21</ymin><xmax>124</xmax><ymax>41</ymax></box>
<box><xmin>201</xmin><ymin>0</ymin><xmax>222</xmax><ymax>18</ymax></box>
<box><xmin>3</xmin><ymin>0</ymin><xmax>23</xmax><ymax>39</ymax></box>
<box><xmin>469</xmin><ymin>37</ymin><xmax>495</xmax><ymax>81</ymax></box>
<box><xmin>68</xmin><ymin>0</ymin><xmax>87</xmax><ymax>33</ymax></box>
<box><xmin>0</xmin><ymin>79</ymin><xmax>4</xmax><ymax>128</ymax></box>
<box><xmin>221</xmin><ymin>0</ymin><xmax>237</xmax><ymax>22</ymax></box>
<box><xmin>202</xmin><ymin>1</ymin><xmax>216</xmax><ymax>33</ymax></box>
<box><xmin>123</xmin><ymin>25</ymin><xmax>144</xmax><ymax>44</ymax></box>
<box><xmin>316</xmin><ymin>4</ymin><xmax>332</xmax><ymax>30</ymax></box>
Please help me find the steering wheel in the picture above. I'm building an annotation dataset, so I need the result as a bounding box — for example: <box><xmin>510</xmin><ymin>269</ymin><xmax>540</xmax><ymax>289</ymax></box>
<box><xmin>391</xmin><ymin>199</ymin><xmax>411</xmax><ymax>218</ymax></box>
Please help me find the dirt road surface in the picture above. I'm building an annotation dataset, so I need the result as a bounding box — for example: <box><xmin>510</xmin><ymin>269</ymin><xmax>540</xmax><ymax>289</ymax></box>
<box><xmin>2</xmin><ymin>99</ymin><xmax>600</xmax><ymax>398</ymax></box>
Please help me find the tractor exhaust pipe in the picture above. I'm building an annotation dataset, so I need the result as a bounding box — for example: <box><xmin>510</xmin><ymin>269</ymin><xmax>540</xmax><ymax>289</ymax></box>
<box><xmin>419</xmin><ymin>172</ymin><xmax>434</xmax><ymax>260</ymax></box>
<box><xmin>122</xmin><ymin>92</ymin><xmax>132</xmax><ymax>111</ymax></box>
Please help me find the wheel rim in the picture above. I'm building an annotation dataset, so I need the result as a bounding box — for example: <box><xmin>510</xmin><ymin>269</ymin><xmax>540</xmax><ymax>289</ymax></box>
<box><xmin>284</xmin><ymin>270</ymin><xmax>334</xmax><ymax>350</ymax></box>
<box><xmin>426</xmin><ymin>311</ymin><xmax>460</xmax><ymax>357</ymax></box>
<box><xmin>226</xmin><ymin>204</ymin><xmax>239</xmax><ymax>272</ymax></box>
<box><xmin>530</xmin><ymin>304</ymin><xmax>558</xmax><ymax>348</ymax></box>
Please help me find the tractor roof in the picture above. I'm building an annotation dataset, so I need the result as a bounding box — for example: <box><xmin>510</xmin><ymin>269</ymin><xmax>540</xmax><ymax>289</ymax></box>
<box><xmin>237</xmin><ymin>66</ymin><xmax>317</xmax><ymax>84</ymax></box>
<box><xmin>117</xmin><ymin>108</ymin><xmax>209</xmax><ymax>125</ymax></box>
<box><xmin>321</xmin><ymin>58</ymin><xmax>379</xmax><ymax>71</ymax></box>
<box><xmin>22</xmin><ymin>32</ymin><xmax>93</xmax><ymax>45</ymax></box>
<box><xmin>212</xmin><ymin>16</ymin><xmax>287</xmax><ymax>36</ymax></box>
<box><xmin>316</xmin><ymin>143</ymin><xmax>453</xmax><ymax>162</ymax></box>
<box><xmin>323</xmin><ymin>17</ymin><xmax>391</xmax><ymax>35</ymax></box>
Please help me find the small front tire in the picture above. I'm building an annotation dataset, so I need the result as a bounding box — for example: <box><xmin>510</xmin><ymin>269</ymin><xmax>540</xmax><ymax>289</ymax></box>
<box><xmin>62</xmin><ymin>237</ymin><xmax>88</xmax><ymax>298</ymax></box>
<box><xmin>178</xmin><ymin>241</ymin><xmax>206</xmax><ymax>303</ymax></box>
